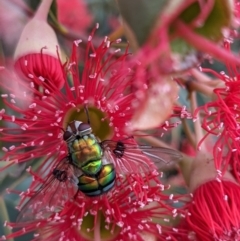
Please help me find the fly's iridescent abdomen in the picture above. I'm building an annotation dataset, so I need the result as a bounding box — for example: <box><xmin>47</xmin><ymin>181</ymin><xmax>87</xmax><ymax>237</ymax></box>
<box><xmin>77</xmin><ymin>163</ymin><xmax>116</xmax><ymax>196</ymax></box>
<box><xmin>63</xmin><ymin>120</ymin><xmax>116</xmax><ymax>196</ymax></box>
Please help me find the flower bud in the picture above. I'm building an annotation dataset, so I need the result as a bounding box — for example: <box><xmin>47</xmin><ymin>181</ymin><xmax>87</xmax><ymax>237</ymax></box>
<box><xmin>178</xmin><ymin>151</ymin><xmax>240</xmax><ymax>241</ymax></box>
<box><xmin>188</xmin><ymin>151</ymin><xmax>237</xmax><ymax>192</ymax></box>
<box><xmin>14</xmin><ymin>0</ymin><xmax>64</xmax><ymax>90</ymax></box>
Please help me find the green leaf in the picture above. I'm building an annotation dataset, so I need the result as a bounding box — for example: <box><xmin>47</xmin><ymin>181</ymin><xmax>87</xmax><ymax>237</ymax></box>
<box><xmin>117</xmin><ymin>0</ymin><xmax>168</xmax><ymax>46</ymax></box>
<box><xmin>178</xmin><ymin>0</ymin><xmax>232</xmax><ymax>42</ymax></box>
<box><xmin>169</xmin><ymin>0</ymin><xmax>233</xmax><ymax>62</ymax></box>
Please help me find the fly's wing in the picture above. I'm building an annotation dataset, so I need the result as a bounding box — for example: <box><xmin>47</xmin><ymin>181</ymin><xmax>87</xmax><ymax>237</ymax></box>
<box><xmin>137</xmin><ymin>145</ymin><xmax>182</xmax><ymax>167</ymax></box>
<box><xmin>101</xmin><ymin>140</ymin><xmax>182</xmax><ymax>174</ymax></box>
<box><xmin>17</xmin><ymin>157</ymin><xmax>78</xmax><ymax>222</ymax></box>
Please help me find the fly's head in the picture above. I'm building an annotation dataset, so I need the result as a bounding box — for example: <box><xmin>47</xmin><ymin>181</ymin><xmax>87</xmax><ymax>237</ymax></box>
<box><xmin>63</xmin><ymin>120</ymin><xmax>92</xmax><ymax>144</ymax></box>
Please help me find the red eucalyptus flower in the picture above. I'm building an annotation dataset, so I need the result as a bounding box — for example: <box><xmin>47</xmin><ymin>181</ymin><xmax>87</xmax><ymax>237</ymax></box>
<box><xmin>171</xmin><ymin>150</ymin><xmax>240</xmax><ymax>241</ymax></box>
<box><xmin>57</xmin><ymin>0</ymin><xmax>93</xmax><ymax>33</ymax></box>
<box><xmin>195</xmin><ymin>42</ymin><xmax>240</xmax><ymax>181</ymax></box>
<box><xmin>0</xmin><ymin>26</ymin><xmax>136</xmax><ymax>172</ymax></box>
<box><xmin>2</xmin><ymin>170</ymin><xmax>186</xmax><ymax>241</ymax></box>
<box><xmin>0</xmin><ymin>25</ymin><xmax>186</xmax><ymax>241</ymax></box>
<box><xmin>180</xmin><ymin>180</ymin><xmax>240</xmax><ymax>241</ymax></box>
<box><xmin>172</xmin><ymin>181</ymin><xmax>240</xmax><ymax>241</ymax></box>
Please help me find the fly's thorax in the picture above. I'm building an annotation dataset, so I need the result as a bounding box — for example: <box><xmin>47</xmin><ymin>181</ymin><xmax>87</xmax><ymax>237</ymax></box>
<box><xmin>70</xmin><ymin>134</ymin><xmax>103</xmax><ymax>169</ymax></box>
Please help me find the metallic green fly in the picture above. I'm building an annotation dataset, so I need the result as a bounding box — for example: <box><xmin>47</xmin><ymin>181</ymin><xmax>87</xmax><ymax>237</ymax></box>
<box><xmin>17</xmin><ymin>120</ymin><xmax>182</xmax><ymax>221</ymax></box>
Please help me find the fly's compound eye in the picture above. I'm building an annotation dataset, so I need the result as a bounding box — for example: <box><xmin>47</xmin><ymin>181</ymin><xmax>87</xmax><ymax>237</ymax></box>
<box><xmin>63</xmin><ymin>130</ymin><xmax>74</xmax><ymax>142</ymax></box>
<box><xmin>78</xmin><ymin>123</ymin><xmax>92</xmax><ymax>136</ymax></box>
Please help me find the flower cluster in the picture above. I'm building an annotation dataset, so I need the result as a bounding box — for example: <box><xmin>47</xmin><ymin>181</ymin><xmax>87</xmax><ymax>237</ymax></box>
<box><xmin>3</xmin><ymin>1</ymin><xmax>240</xmax><ymax>241</ymax></box>
<box><xmin>0</xmin><ymin>1</ymin><xmax>187</xmax><ymax>240</ymax></box>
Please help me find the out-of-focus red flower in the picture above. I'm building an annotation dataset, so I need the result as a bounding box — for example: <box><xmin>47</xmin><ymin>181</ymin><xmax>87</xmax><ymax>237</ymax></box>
<box><xmin>234</xmin><ymin>0</ymin><xmax>240</xmax><ymax>25</ymax></box>
<box><xmin>57</xmin><ymin>0</ymin><xmax>93</xmax><ymax>33</ymax></box>
<box><xmin>0</xmin><ymin>0</ymin><xmax>28</xmax><ymax>52</ymax></box>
